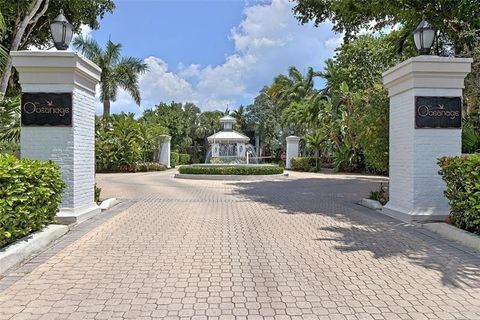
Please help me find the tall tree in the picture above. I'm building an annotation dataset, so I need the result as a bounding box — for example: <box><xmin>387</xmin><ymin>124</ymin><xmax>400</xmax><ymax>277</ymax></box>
<box><xmin>292</xmin><ymin>0</ymin><xmax>480</xmax><ymax>53</ymax></box>
<box><xmin>267</xmin><ymin>66</ymin><xmax>321</xmax><ymax>111</ymax></box>
<box><xmin>231</xmin><ymin>105</ymin><xmax>249</xmax><ymax>132</ymax></box>
<box><xmin>0</xmin><ymin>0</ymin><xmax>115</xmax><ymax>96</ymax></box>
<box><xmin>73</xmin><ymin>36</ymin><xmax>148</xmax><ymax>117</ymax></box>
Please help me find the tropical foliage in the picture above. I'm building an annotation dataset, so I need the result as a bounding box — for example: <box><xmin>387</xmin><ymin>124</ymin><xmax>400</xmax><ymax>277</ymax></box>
<box><xmin>0</xmin><ymin>95</ymin><xmax>20</xmax><ymax>142</ymax></box>
<box><xmin>439</xmin><ymin>154</ymin><xmax>480</xmax><ymax>235</ymax></box>
<box><xmin>0</xmin><ymin>0</ymin><xmax>115</xmax><ymax>96</ymax></box>
<box><xmin>292</xmin><ymin>0</ymin><xmax>480</xmax><ymax>117</ymax></box>
<box><xmin>0</xmin><ymin>154</ymin><xmax>65</xmax><ymax>247</ymax></box>
<box><xmin>95</xmin><ymin>113</ymin><xmax>168</xmax><ymax>172</ymax></box>
<box><xmin>73</xmin><ymin>36</ymin><xmax>148</xmax><ymax>117</ymax></box>
<box><xmin>178</xmin><ymin>164</ymin><xmax>284</xmax><ymax>175</ymax></box>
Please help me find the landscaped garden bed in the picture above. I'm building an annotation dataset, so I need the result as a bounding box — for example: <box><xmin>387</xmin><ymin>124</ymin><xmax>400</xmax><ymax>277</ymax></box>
<box><xmin>0</xmin><ymin>154</ymin><xmax>65</xmax><ymax>248</ymax></box>
<box><xmin>438</xmin><ymin>154</ymin><xmax>480</xmax><ymax>236</ymax></box>
<box><xmin>178</xmin><ymin>164</ymin><xmax>284</xmax><ymax>175</ymax></box>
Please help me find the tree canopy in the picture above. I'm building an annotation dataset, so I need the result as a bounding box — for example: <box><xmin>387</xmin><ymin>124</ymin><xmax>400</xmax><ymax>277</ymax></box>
<box><xmin>0</xmin><ymin>0</ymin><xmax>115</xmax><ymax>96</ymax></box>
<box><xmin>73</xmin><ymin>36</ymin><xmax>148</xmax><ymax>117</ymax></box>
<box><xmin>292</xmin><ymin>0</ymin><xmax>480</xmax><ymax>53</ymax></box>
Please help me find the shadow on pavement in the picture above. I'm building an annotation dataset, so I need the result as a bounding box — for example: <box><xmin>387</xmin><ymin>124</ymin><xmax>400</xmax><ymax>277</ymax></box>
<box><xmin>229</xmin><ymin>177</ymin><xmax>480</xmax><ymax>289</ymax></box>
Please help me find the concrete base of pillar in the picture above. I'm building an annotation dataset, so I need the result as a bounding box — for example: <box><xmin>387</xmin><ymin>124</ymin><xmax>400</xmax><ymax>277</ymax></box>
<box><xmin>382</xmin><ymin>202</ymin><xmax>448</xmax><ymax>223</ymax></box>
<box><xmin>56</xmin><ymin>203</ymin><xmax>101</xmax><ymax>225</ymax></box>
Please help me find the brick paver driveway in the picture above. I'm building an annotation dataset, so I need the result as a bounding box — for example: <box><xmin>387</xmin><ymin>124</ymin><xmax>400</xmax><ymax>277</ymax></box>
<box><xmin>1</xmin><ymin>170</ymin><xmax>480</xmax><ymax>320</ymax></box>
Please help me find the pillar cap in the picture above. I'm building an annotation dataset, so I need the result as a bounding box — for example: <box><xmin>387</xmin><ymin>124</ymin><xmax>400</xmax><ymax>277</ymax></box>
<box><xmin>159</xmin><ymin>135</ymin><xmax>171</xmax><ymax>142</ymax></box>
<box><xmin>382</xmin><ymin>55</ymin><xmax>472</xmax><ymax>96</ymax></box>
<box><xmin>12</xmin><ymin>51</ymin><xmax>101</xmax><ymax>80</ymax></box>
<box><xmin>286</xmin><ymin>135</ymin><xmax>301</xmax><ymax>142</ymax></box>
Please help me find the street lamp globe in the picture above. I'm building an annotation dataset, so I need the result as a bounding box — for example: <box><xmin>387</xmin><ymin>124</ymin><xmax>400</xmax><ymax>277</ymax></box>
<box><xmin>50</xmin><ymin>10</ymin><xmax>73</xmax><ymax>50</ymax></box>
<box><xmin>413</xmin><ymin>18</ymin><xmax>435</xmax><ymax>55</ymax></box>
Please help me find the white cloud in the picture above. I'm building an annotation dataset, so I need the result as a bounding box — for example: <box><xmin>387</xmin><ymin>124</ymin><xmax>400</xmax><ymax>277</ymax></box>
<box><xmin>107</xmin><ymin>0</ymin><xmax>342</xmax><ymax>114</ymax></box>
<box><xmin>79</xmin><ymin>24</ymin><xmax>93</xmax><ymax>39</ymax></box>
<box><xmin>325</xmin><ymin>36</ymin><xmax>344</xmax><ymax>51</ymax></box>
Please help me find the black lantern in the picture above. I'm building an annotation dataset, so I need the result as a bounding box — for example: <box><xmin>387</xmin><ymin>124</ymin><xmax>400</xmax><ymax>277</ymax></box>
<box><xmin>413</xmin><ymin>18</ymin><xmax>435</xmax><ymax>55</ymax></box>
<box><xmin>50</xmin><ymin>10</ymin><xmax>73</xmax><ymax>50</ymax></box>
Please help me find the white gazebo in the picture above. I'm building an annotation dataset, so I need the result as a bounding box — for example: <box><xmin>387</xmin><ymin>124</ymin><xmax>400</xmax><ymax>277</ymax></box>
<box><xmin>207</xmin><ymin>115</ymin><xmax>250</xmax><ymax>158</ymax></box>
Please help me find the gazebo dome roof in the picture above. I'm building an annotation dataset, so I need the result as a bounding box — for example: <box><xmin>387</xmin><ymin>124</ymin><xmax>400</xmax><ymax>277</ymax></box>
<box><xmin>207</xmin><ymin>130</ymin><xmax>250</xmax><ymax>143</ymax></box>
<box><xmin>219</xmin><ymin>115</ymin><xmax>236</xmax><ymax>123</ymax></box>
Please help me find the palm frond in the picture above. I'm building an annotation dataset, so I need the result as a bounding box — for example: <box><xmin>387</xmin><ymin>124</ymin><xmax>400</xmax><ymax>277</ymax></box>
<box><xmin>0</xmin><ymin>96</ymin><xmax>21</xmax><ymax>143</ymax></box>
<box><xmin>72</xmin><ymin>35</ymin><xmax>103</xmax><ymax>62</ymax></box>
<box><xmin>105</xmin><ymin>40</ymin><xmax>122</xmax><ymax>66</ymax></box>
<box><xmin>113</xmin><ymin>62</ymin><xmax>142</xmax><ymax>105</ymax></box>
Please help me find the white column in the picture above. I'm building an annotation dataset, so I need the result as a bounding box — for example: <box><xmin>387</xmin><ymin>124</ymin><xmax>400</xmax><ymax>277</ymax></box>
<box><xmin>286</xmin><ymin>135</ymin><xmax>300</xmax><ymax>169</ymax></box>
<box><xmin>159</xmin><ymin>135</ymin><xmax>171</xmax><ymax>168</ymax></box>
<box><xmin>382</xmin><ymin>56</ymin><xmax>472</xmax><ymax>222</ymax></box>
<box><xmin>12</xmin><ymin>51</ymin><xmax>102</xmax><ymax>224</ymax></box>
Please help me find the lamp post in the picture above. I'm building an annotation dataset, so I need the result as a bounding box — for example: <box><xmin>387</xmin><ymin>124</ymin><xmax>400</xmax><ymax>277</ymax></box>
<box><xmin>50</xmin><ymin>10</ymin><xmax>73</xmax><ymax>50</ymax></box>
<box><xmin>413</xmin><ymin>18</ymin><xmax>435</xmax><ymax>55</ymax></box>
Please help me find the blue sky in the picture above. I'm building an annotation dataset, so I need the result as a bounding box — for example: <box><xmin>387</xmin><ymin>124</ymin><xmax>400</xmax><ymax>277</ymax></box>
<box><xmin>86</xmin><ymin>0</ymin><xmax>342</xmax><ymax>114</ymax></box>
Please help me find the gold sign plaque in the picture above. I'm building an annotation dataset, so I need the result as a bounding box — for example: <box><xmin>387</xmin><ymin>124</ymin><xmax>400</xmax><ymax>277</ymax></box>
<box><xmin>415</xmin><ymin>96</ymin><xmax>462</xmax><ymax>129</ymax></box>
<box><xmin>21</xmin><ymin>92</ymin><xmax>72</xmax><ymax>126</ymax></box>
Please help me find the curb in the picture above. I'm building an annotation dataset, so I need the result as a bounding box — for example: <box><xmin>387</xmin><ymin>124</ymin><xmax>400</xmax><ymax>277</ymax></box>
<box><xmin>359</xmin><ymin>198</ymin><xmax>383</xmax><ymax>210</ymax></box>
<box><xmin>422</xmin><ymin>223</ymin><xmax>480</xmax><ymax>252</ymax></box>
<box><xmin>174</xmin><ymin>173</ymin><xmax>289</xmax><ymax>181</ymax></box>
<box><xmin>99</xmin><ymin>198</ymin><xmax>120</xmax><ymax>211</ymax></box>
<box><xmin>0</xmin><ymin>225</ymin><xmax>69</xmax><ymax>274</ymax></box>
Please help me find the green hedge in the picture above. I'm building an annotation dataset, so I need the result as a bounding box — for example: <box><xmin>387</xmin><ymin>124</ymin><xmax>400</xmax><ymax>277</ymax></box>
<box><xmin>178</xmin><ymin>153</ymin><xmax>191</xmax><ymax>165</ymax></box>
<box><xmin>171</xmin><ymin>152</ymin><xmax>180</xmax><ymax>168</ymax></box>
<box><xmin>438</xmin><ymin>154</ymin><xmax>480</xmax><ymax>235</ymax></box>
<box><xmin>178</xmin><ymin>165</ymin><xmax>284</xmax><ymax>175</ymax></box>
<box><xmin>291</xmin><ymin>157</ymin><xmax>313</xmax><ymax>171</ymax></box>
<box><xmin>134</xmin><ymin>162</ymin><xmax>167</xmax><ymax>172</ymax></box>
<box><xmin>96</xmin><ymin>162</ymin><xmax>167</xmax><ymax>173</ymax></box>
<box><xmin>0</xmin><ymin>155</ymin><xmax>66</xmax><ymax>247</ymax></box>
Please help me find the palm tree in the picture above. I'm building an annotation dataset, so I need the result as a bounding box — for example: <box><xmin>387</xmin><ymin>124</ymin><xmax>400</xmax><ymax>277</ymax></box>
<box><xmin>305</xmin><ymin>129</ymin><xmax>324</xmax><ymax>171</ymax></box>
<box><xmin>267</xmin><ymin>66</ymin><xmax>321</xmax><ymax>111</ymax></box>
<box><xmin>72</xmin><ymin>36</ymin><xmax>148</xmax><ymax>117</ymax></box>
<box><xmin>0</xmin><ymin>11</ymin><xmax>9</xmax><ymax>86</ymax></box>
<box><xmin>0</xmin><ymin>96</ymin><xmax>20</xmax><ymax>142</ymax></box>
<box><xmin>231</xmin><ymin>105</ymin><xmax>248</xmax><ymax>132</ymax></box>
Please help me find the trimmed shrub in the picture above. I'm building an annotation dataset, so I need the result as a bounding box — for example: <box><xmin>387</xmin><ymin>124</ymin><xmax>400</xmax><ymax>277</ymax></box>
<box><xmin>178</xmin><ymin>165</ymin><xmax>284</xmax><ymax>175</ymax></box>
<box><xmin>134</xmin><ymin>162</ymin><xmax>167</xmax><ymax>172</ymax></box>
<box><xmin>97</xmin><ymin>162</ymin><xmax>167</xmax><ymax>173</ymax></box>
<box><xmin>291</xmin><ymin>157</ymin><xmax>313</xmax><ymax>171</ymax></box>
<box><xmin>438</xmin><ymin>154</ymin><xmax>480</xmax><ymax>235</ymax></box>
<box><xmin>178</xmin><ymin>153</ymin><xmax>191</xmax><ymax>165</ymax></box>
<box><xmin>171</xmin><ymin>152</ymin><xmax>180</xmax><ymax>168</ymax></box>
<box><xmin>0</xmin><ymin>154</ymin><xmax>66</xmax><ymax>247</ymax></box>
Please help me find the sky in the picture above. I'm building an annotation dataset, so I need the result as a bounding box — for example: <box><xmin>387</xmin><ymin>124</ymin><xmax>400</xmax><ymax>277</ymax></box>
<box><xmin>85</xmin><ymin>0</ymin><xmax>343</xmax><ymax>114</ymax></box>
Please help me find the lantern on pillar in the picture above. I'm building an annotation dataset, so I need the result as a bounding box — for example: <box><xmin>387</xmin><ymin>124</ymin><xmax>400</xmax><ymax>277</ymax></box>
<box><xmin>413</xmin><ymin>18</ymin><xmax>435</xmax><ymax>55</ymax></box>
<box><xmin>50</xmin><ymin>10</ymin><xmax>73</xmax><ymax>50</ymax></box>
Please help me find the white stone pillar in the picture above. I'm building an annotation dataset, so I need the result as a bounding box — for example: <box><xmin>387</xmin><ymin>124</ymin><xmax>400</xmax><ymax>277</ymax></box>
<box><xmin>286</xmin><ymin>135</ymin><xmax>300</xmax><ymax>169</ymax></box>
<box><xmin>382</xmin><ymin>56</ymin><xmax>472</xmax><ymax>222</ymax></box>
<box><xmin>12</xmin><ymin>51</ymin><xmax>102</xmax><ymax>224</ymax></box>
<box><xmin>159</xmin><ymin>135</ymin><xmax>171</xmax><ymax>168</ymax></box>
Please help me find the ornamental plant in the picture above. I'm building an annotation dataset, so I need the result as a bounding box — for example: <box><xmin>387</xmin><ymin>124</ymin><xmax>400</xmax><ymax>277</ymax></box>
<box><xmin>178</xmin><ymin>165</ymin><xmax>284</xmax><ymax>175</ymax></box>
<box><xmin>170</xmin><ymin>152</ymin><xmax>180</xmax><ymax>168</ymax></box>
<box><xmin>438</xmin><ymin>154</ymin><xmax>480</xmax><ymax>235</ymax></box>
<box><xmin>291</xmin><ymin>157</ymin><xmax>313</xmax><ymax>172</ymax></box>
<box><xmin>0</xmin><ymin>154</ymin><xmax>66</xmax><ymax>247</ymax></box>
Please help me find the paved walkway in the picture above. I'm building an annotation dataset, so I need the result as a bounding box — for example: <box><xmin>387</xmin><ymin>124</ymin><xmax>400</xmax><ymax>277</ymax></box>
<box><xmin>1</xmin><ymin>170</ymin><xmax>479</xmax><ymax>320</ymax></box>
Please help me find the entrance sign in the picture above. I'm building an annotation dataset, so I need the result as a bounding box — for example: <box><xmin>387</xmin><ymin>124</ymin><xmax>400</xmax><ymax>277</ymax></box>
<box><xmin>415</xmin><ymin>96</ymin><xmax>461</xmax><ymax>129</ymax></box>
<box><xmin>21</xmin><ymin>92</ymin><xmax>72</xmax><ymax>126</ymax></box>
<box><xmin>12</xmin><ymin>51</ymin><xmax>102</xmax><ymax>224</ymax></box>
<box><xmin>382</xmin><ymin>55</ymin><xmax>472</xmax><ymax>222</ymax></box>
